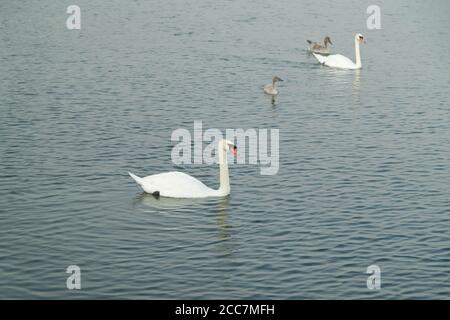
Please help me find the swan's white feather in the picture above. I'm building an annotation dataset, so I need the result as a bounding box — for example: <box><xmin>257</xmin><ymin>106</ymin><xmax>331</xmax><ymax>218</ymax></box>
<box><xmin>313</xmin><ymin>53</ymin><xmax>358</xmax><ymax>69</ymax></box>
<box><xmin>129</xmin><ymin>171</ymin><xmax>217</xmax><ymax>198</ymax></box>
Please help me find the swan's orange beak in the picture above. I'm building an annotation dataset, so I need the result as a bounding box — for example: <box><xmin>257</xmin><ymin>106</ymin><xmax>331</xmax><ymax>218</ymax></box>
<box><xmin>231</xmin><ymin>145</ymin><xmax>237</xmax><ymax>156</ymax></box>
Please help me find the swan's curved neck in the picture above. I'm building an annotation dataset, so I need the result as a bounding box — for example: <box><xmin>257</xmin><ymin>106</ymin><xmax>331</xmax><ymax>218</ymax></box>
<box><xmin>354</xmin><ymin>39</ymin><xmax>362</xmax><ymax>68</ymax></box>
<box><xmin>272</xmin><ymin>79</ymin><xmax>277</xmax><ymax>88</ymax></box>
<box><xmin>217</xmin><ymin>142</ymin><xmax>230</xmax><ymax>196</ymax></box>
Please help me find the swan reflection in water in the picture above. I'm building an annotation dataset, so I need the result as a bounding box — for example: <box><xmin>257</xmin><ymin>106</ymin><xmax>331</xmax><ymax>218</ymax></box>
<box><xmin>134</xmin><ymin>194</ymin><xmax>231</xmax><ymax>238</ymax></box>
<box><xmin>321</xmin><ymin>67</ymin><xmax>361</xmax><ymax>99</ymax></box>
<box><xmin>266</xmin><ymin>94</ymin><xmax>278</xmax><ymax>107</ymax></box>
<box><xmin>133</xmin><ymin>192</ymin><xmax>209</xmax><ymax>210</ymax></box>
<box><xmin>134</xmin><ymin>193</ymin><xmax>233</xmax><ymax>254</ymax></box>
<box><xmin>353</xmin><ymin>69</ymin><xmax>361</xmax><ymax>93</ymax></box>
<box><xmin>216</xmin><ymin>196</ymin><xmax>231</xmax><ymax>241</ymax></box>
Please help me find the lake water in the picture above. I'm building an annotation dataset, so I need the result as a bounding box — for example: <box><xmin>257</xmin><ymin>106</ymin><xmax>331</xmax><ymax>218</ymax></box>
<box><xmin>1</xmin><ymin>0</ymin><xmax>449</xmax><ymax>299</ymax></box>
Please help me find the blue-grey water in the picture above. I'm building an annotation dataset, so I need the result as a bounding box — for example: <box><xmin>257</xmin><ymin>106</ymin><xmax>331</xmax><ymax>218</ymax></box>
<box><xmin>1</xmin><ymin>0</ymin><xmax>449</xmax><ymax>299</ymax></box>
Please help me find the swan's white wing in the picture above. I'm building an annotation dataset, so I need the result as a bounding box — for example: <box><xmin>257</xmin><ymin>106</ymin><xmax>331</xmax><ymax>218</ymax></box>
<box><xmin>313</xmin><ymin>53</ymin><xmax>357</xmax><ymax>69</ymax></box>
<box><xmin>140</xmin><ymin>171</ymin><xmax>215</xmax><ymax>198</ymax></box>
<box><xmin>312</xmin><ymin>52</ymin><xmax>328</xmax><ymax>64</ymax></box>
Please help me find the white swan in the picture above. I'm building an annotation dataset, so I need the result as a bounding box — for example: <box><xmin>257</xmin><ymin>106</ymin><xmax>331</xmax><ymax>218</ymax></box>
<box><xmin>264</xmin><ymin>76</ymin><xmax>283</xmax><ymax>95</ymax></box>
<box><xmin>313</xmin><ymin>34</ymin><xmax>366</xmax><ymax>70</ymax></box>
<box><xmin>129</xmin><ymin>139</ymin><xmax>237</xmax><ymax>198</ymax></box>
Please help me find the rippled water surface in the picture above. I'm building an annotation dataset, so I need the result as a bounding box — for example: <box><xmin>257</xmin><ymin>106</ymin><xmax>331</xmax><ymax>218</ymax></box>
<box><xmin>1</xmin><ymin>0</ymin><xmax>450</xmax><ymax>299</ymax></box>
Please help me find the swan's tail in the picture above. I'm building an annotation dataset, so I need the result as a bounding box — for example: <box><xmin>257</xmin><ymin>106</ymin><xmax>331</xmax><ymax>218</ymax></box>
<box><xmin>128</xmin><ymin>172</ymin><xmax>143</xmax><ymax>185</ymax></box>
<box><xmin>312</xmin><ymin>52</ymin><xmax>327</xmax><ymax>64</ymax></box>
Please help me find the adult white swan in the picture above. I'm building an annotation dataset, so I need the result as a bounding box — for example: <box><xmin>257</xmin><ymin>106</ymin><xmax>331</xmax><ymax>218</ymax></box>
<box><xmin>313</xmin><ymin>34</ymin><xmax>366</xmax><ymax>70</ymax></box>
<box><xmin>128</xmin><ymin>139</ymin><xmax>237</xmax><ymax>198</ymax></box>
